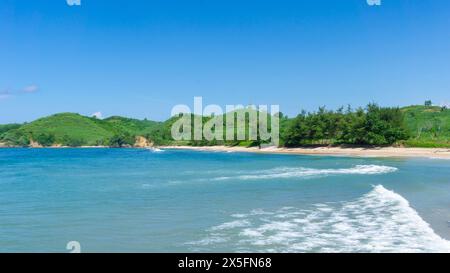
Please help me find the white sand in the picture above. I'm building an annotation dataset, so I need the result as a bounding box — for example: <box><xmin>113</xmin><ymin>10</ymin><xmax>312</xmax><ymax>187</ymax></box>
<box><xmin>162</xmin><ymin>145</ymin><xmax>450</xmax><ymax>159</ymax></box>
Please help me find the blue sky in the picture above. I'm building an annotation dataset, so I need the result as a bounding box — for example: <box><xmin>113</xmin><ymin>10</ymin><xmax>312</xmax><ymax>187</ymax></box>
<box><xmin>1</xmin><ymin>0</ymin><xmax>449</xmax><ymax>123</ymax></box>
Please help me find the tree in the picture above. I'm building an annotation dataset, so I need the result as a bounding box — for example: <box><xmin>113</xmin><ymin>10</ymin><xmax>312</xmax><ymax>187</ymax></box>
<box><xmin>0</xmin><ymin>129</ymin><xmax>30</xmax><ymax>146</ymax></box>
<box><xmin>34</xmin><ymin>132</ymin><xmax>55</xmax><ymax>147</ymax></box>
<box><xmin>283</xmin><ymin>112</ymin><xmax>309</xmax><ymax>146</ymax></box>
<box><xmin>61</xmin><ymin>135</ymin><xmax>85</xmax><ymax>147</ymax></box>
<box><xmin>108</xmin><ymin>132</ymin><xmax>135</xmax><ymax>147</ymax></box>
<box><xmin>282</xmin><ymin>104</ymin><xmax>409</xmax><ymax>147</ymax></box>
<box><xmin>357</xmin><ymin>104</ymin><xmax>409</xmax><ymax>145</ymax></box>
<box><xmin>424</xmin><ymin>100</ymin><xmax>433</xmax><ymax>107</ymax></box>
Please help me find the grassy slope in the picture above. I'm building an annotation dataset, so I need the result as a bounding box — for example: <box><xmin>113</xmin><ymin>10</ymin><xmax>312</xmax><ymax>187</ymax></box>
<box><xmin>401</xmin><ymin>105</ymin><xmax>450</xmax><ymax>147</ymax></box>
<box><xmin>103</xmin><ymin>116</ymin><xmax>162</xmax><ymax>136</ymax></box>
<box><xmin>0</xmin><ymin>124</ymin><xmax>21</xmax><ymax>135</ymax></box>
<box><xmin>1</xmin><ymin>106</ymin><xmax>449</xmax><ymax>147</ymax></box>
<box><xmin>6</xmin><ymin>113</ymin><xmax>114</xmax><ymax>145</ymax></box>
<box><xmin>0</xmin><ymin>113</ymin><xmax>163</xmax><ymax>146</ymax></box>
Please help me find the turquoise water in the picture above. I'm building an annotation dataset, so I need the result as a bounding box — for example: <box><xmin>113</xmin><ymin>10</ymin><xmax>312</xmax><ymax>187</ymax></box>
<box><xmin>1</xmin><ymin>148</ymin><xmax>450</xmax><ymax>253</ymax></box>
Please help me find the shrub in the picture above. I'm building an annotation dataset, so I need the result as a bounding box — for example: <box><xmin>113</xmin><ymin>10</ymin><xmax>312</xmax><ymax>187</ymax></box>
<box><xmin>34</xmin><ymin>133</ymin><xmax>56</xmax><ymax>147</ymax></box>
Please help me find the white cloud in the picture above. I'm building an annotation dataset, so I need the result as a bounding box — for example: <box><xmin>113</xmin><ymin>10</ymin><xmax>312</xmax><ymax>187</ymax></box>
<box><xmin>0</xmin><ymin>94</ymin><xmax>11</xmax><ymax>100</ymax></box>
<box><xmin>92</xmin><ymin>112</ymin><xmax>103</xmax><ymax>119</ymax></box>
<box><xmin>22</xmin><ymin>85</ymin><xmax>39</xmax><ymax>93</ymax></box>
<box><xmin>0</xmin><ymin>90</ymin><xmax>12</xmax><ymax>100</ymax></box>
<box><xmin>0</xmin><ymin>85</ymin><xmax>38</xmax><ymax>100</ymax></box>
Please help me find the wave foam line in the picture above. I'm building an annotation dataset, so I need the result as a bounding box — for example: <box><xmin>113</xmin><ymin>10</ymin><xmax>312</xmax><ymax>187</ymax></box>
<box><xmin>189</xmin><ymin>185</ymin><xmax>450</xmax><ymax>253</ymax></box>
<box><xmin>214</xmin><ymin>165</ymin><xmax>398</xmax><ymax>181</ymax></box>
<box><xmin>146</xmin><ymin>147</ymin><xmax>164</xmax><ymax>152</ymax></box>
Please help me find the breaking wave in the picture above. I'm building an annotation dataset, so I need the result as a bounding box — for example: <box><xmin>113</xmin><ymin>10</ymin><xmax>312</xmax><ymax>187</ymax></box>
<box><xmin>188</xmin><ymin>185</ymin><xmax>450</xmax><ymax>253</ymax></box>
<box><xmin>146</xmin><ymin>147</ymin><xmax>164</xmax><ymax>152</ymax></box>
<box><xmin>213</xmin><ymin>165</ymin><xmax>398</xmax><ymax>181</ymax></box>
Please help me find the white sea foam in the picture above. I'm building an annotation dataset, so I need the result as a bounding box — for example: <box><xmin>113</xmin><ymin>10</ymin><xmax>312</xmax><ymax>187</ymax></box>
<box><xmin>190</xmin><ymin>185</ymin><xmax>450</xmax><ymax>253</ymax></box>
<box><xmin>210</xmin><ymin>220</ymin><xmax>251</xmax><ymax>231</ymax></box>
<box><xmin>214</xmin><ymin>165</ymin><xmax>398</xmax><ymax>181</ymax></box>
<box><xmin>147</xmin><ymin>147</ymin><xmax>164</xmax><ymax>152</ymax></box>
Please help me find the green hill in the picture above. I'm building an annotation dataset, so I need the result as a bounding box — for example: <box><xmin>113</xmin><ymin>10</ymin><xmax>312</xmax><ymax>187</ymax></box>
<box><xmin>0</xmin><ymin>113</ymin><xmax>162</xmax><ymax>147</ymax></box>
<box><xmin>103</xmin><ymin>116</ymin><xmax>161</xmax><ymax>136</ymax></box>
<box><xmin>150</xmin><ymin>108</ymin><xmax>278</xmax><ymax>147</ymax></box>
<box><xmin>0</xmin><ymin>105</ymin><xmax>449</xmax><ymax>148</ymax></box>
<box><xmin>401</xmin><ymin>105</ymin><xmax>450</xmax><ymax>147</ymax></box>
<box><xmin>0</xmin><ymin>124</ymin><xmax>21</xmax><ymax>135</ymax></box>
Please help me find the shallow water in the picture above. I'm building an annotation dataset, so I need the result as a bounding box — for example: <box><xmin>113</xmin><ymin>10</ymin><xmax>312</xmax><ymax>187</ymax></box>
<box><xmin>0</xmin><ymin>148</ymin><xmax>449</xmax><ymax>252</ymax></box>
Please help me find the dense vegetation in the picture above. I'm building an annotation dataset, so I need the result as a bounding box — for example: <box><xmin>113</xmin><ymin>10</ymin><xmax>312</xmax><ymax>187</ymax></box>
<box><xmin>0</xmin><ymin>103</ymin><xmax>449</xmax><ymax>148</ymax></box>
<box><xmin>0</xmin><ymin>113</ymin><xmax>162</xmax><ymax>147</ymax></box>
<box><xmin>146</xmin><ymin>109</ymin><xmax>277</xmax><ymax>147</ymax></box>
<box><xmin>282</xmin><ymin>104</ymin><xmax>409</xmax><ymax>146</ymax></box>
<box><xmin>0</xmin><ymin>124</ymin><xmax>21</xmax><ymax>135</ymax></box>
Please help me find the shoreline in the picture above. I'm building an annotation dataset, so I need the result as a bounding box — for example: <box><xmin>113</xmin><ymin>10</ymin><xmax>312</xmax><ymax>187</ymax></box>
<box><xmin>1</xmin><ymin>144</ymin><xmax>450</xmax><ymax>159</ymax></box>
<box><xmin>161</xmin><ymin>145</ymin><xmax>450</xmax><ymax>159</ymax></box>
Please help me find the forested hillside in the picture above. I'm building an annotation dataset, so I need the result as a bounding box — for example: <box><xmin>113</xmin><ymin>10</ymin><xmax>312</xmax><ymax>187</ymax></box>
<box><xmin>0</xmin><ymin>104</ymin><xmax>449</xmax><ymax>148</ymax></box>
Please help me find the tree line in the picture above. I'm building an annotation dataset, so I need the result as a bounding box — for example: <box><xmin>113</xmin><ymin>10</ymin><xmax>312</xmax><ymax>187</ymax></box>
<box><xmin>282</xmin><ymin>104</ymin><xmax>409</xmax><ymax>146</ymax></box>
<box><xmin>0</xmin><ymin>103</ymin><xmax>413</xmax><ymax>147</ymax></box>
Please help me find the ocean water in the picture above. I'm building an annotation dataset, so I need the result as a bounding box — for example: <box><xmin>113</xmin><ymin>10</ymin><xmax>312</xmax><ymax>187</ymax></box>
<box><xmin>1</xmin><ymin>148</ymin><xmax>450</xmax><ymax>253</ymax></box>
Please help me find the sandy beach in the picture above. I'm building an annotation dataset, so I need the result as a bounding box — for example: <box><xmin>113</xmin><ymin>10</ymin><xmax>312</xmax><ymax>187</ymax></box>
<box><xmin>2</xmin><ymin>143</ymin><xmax>449</xmax><ymax>159</ymax></box>
<box><xmin>162</xmin><ymin>145</ymin><xmax>450</xmax><ymax>159</ymax></box>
